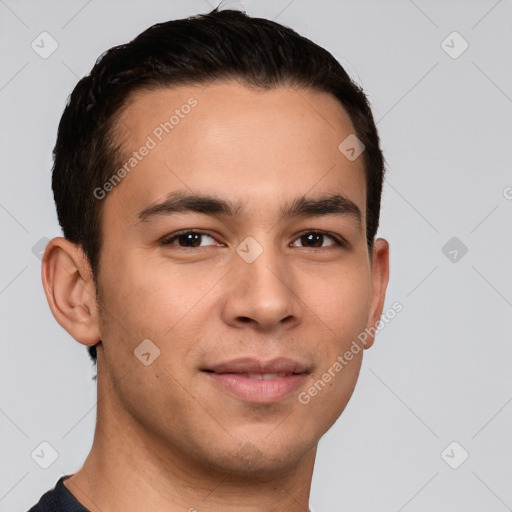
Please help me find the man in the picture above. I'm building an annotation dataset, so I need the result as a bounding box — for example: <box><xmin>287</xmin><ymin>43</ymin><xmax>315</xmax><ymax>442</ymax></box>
<box><xmin>30</xmin><ymin>6</ymin><xmax>389</xmax><ymax>511</ymax></box>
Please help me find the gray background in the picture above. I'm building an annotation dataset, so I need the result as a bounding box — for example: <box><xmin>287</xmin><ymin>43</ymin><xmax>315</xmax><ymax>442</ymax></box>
<box><xmin>1</xmin><ymin>0</ymin><xmax>511</xmax><ymax>510</ymax></box>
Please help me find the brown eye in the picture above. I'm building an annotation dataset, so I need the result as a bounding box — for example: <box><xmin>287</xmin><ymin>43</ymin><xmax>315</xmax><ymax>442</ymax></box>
<box><xmin>302</xmin><ymin>232</ymin><xmax>323</xmax><ymax>248</ymax></box>
<box><xmin>291</xmin><ymin>231</ymin><xmax>341</xmax><ymax>248</ymax></box>
<box><xmin>177</xmin><ymin>232</ymin><xmax>202</xmax><ymax>247</ymax></box>
<box><xmin>162</xmin><ymin>230</ymin><xmax>219</xmax><ymax>248</ymax></box>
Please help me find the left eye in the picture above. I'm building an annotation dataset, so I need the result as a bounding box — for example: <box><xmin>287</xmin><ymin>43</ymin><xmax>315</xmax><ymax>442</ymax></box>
<box><xmin>291</xmin><ymin>231</ymin><xmax>341</xmax><ymax>248</ymax></box>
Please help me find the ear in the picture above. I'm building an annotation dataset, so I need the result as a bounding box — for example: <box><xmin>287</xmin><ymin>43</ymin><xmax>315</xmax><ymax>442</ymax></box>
<box><xmin>363</xmin><ymin>238</ymin><xmax>390</xmax><ymax>349</ymax></box>
<box><xmin>41</xmin><ymin>237</ymin><xmax>101</xmax><ymax>346</ymax></box>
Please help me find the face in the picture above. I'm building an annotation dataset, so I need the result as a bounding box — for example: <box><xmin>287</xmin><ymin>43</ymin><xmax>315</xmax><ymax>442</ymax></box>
<box><xmin>92</xmin><ymin>81</ymin><xmax>388</xmax><ymax>475</ymax></box>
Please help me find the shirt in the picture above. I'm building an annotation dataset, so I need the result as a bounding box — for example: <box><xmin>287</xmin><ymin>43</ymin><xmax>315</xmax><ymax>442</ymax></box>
<box><xmin>27</xmin><ymin>475</ymin><xmax>316</xmax><ymax>512</ymax></box>
<box><xmin>27</xmin><ymin>476</ymin><xmax>89</xmax><ymax>512</ymax></box>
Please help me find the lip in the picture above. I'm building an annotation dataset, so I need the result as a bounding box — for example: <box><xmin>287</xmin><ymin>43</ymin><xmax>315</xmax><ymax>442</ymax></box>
<box><xmin>203</xmin><ymin>356</ymin><xmax>310</xmax><ymax>375</ymax></box>
<box><xmin>201</xmin><ymin>357</ymin><xmax>310</xmax><ymax>404</ymax></box>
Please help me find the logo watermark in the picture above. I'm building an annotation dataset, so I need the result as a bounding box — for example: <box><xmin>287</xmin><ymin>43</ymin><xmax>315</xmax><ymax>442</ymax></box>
<box><xmin>298</xmin><ymin>301</ymin><xmax>403</xmax><ymax>404</ymax></box>
<box><xmin>93</xmin><ymin>97</ymin><xmax>197</xmax><ymax>200</ymax></box>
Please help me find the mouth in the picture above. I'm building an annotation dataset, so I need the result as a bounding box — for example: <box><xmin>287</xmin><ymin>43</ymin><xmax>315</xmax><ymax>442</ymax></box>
<box><xmin>201</xmin><ymin>357</ymin><xmax>310</xmax><ymax>403</ymax></box>
<box><xmin>206</xmin><ymin>371</ymin><xmax>299</xmax><ymax>379</ymax></box>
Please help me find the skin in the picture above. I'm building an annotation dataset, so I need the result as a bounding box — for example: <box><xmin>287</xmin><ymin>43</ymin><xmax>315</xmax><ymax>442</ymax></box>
<box><xmin>42</xmin><ymin>81</ymin><xmax>389</xmax><ymax>512</ymax></box>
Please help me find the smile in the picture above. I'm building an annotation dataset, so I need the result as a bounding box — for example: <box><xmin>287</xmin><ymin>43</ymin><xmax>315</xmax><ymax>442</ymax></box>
<box><xmin>201</xmin><ymin>357</ymin><xmax>310</xmax><ymax>403</ymax></box>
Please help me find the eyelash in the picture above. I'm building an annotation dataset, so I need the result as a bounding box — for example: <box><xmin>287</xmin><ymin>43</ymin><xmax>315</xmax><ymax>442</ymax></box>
<box><xmin>160</xmin><ymin>229</ymin><xmax>346</xmax><ymax>249</ymax></box>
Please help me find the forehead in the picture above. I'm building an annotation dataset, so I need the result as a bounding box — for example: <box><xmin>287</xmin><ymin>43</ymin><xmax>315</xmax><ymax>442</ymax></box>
<box><xmin>105</xmin><ymin>81</ymin><xmax>366</xmax><ymax>224</ymax></box>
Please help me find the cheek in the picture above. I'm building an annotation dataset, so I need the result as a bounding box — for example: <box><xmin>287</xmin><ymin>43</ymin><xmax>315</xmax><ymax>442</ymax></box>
<box><xmin>95</xmin><ymin>256</ymin><xmax>203</xmax><ymax>426</ymax></box>
<box><xmin>97</xmin><ymin>250</ymin><xmax>225</xmax><ymax>358</ymax></box>
<box><xmin>301</xmin><ymin>262</ymin><xmax>372</xmax><ymax>346</ymax></box>
<box><xmin>100</xmin><ymin>248</ymin><xmax>178</xmax><ymax>322</ymax></box>
<box><xmin>294</xmin><ymin>264</ymin><xmax>371</xmax><ymax>422</ymax></box>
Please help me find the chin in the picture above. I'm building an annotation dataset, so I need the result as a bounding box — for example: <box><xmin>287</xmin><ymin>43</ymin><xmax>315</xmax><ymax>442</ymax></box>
<box><xmin>197</xmin><ymin>432</ymin><xmax>317</xmax><ymax>477</ymax></box>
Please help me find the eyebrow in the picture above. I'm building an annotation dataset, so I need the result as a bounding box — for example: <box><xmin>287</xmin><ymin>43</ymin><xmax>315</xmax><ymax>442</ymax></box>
<box><xmin>137</xmin><ymin>191</ymin><xmax>362</xmax><ymax>225</ymax></box>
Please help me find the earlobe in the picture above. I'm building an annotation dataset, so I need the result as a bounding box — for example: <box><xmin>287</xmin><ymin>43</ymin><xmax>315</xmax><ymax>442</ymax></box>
<box><xmin>363</xmin><ymin>238</ymin><xmax>390</xmax><ymax>349</ymax></box>
<box><xmin>41</xmin><ymin>237</ymin><xmax>101</xmax><ymax>346</ymax></box>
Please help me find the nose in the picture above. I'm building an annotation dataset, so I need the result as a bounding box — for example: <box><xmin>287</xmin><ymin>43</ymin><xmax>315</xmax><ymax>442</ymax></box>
<box><xmin>220</xmin><ymin>242</ymin><xmax>302</xmax><ymax>331</ymax></box>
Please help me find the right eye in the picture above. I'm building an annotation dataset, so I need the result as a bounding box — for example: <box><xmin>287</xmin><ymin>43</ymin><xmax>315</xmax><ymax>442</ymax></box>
<box><xmin>160</xmin><ymin>230</ymin><xmax>223</xmax><ymax>248</ymax></box>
